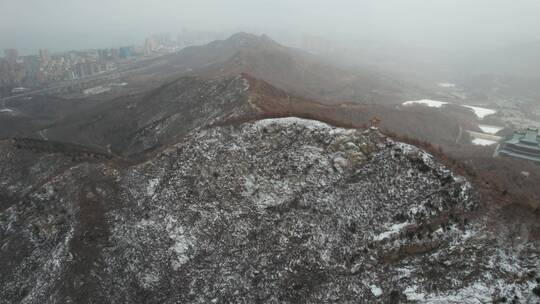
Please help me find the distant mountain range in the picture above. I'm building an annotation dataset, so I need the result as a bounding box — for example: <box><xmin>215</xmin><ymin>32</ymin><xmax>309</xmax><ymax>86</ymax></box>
<box><xmin>135</xmin><ymin>32</ymin><xmax>427</xmax><ymax>105</ymax></box>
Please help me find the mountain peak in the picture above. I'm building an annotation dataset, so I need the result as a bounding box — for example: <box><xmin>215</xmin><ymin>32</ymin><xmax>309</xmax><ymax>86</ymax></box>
<box><xmin>225</xmin><ymin>32</ymin><xmax>279</xmax><ymax>48</ymax></box>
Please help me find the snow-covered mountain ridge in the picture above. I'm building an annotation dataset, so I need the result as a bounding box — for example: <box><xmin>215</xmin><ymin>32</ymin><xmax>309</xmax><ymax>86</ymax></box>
<box><xmin>1</xmin><ymin>117</ymin><xmax>538</xmax><ymax>303</ymax></box>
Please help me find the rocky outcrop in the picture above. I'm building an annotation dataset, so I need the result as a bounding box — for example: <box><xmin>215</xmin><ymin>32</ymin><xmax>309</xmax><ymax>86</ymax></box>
<box><xmin>1</xmin><ymin>118</ymin><xmax>538</xmax><ymax>303</ymax></box>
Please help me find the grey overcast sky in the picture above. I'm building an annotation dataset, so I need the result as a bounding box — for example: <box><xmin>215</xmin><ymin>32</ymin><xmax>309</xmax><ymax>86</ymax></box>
<box><xmin>1</xmin><ymin>0</ymin><xmax>540</xmax><ymax>54</ymax></box>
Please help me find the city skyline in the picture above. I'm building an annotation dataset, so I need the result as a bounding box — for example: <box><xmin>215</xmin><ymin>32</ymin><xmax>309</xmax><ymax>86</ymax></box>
<box><xmin>0</xmin><ymin>31</ymin><xmax>227</xmax><ymax>94</ymax></box>
<box><xmin>0</xmin><ymin>29</ymin><xmax>225</xmax><ymax>57</ymax></box>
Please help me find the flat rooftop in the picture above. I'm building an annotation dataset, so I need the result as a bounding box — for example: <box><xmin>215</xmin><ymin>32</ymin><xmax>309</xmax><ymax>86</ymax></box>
<box><xmin>498</xmin><ymin>128</ymin><xmax>540</xmax><ymax>162</ymax></box>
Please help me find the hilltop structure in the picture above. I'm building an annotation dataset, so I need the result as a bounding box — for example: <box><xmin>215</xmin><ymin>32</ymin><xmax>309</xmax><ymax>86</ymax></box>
<box><xmin>498</xmin><ymin>127</ymin><xmax>540</xmax><ymax>162</ymax></box>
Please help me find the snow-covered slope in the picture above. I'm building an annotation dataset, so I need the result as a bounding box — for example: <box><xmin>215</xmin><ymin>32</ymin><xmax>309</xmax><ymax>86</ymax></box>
<box><xmin>1</xmin><ymin>118</ymin><xmax>538</xmax><ymax>303</ymax></box>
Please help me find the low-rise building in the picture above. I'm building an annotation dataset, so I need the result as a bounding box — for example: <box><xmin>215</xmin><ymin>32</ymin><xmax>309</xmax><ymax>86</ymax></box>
<box><xmin>498</xmin><ymin>128</ymin><xmax>540</xmax><ymax>162</ymax></box>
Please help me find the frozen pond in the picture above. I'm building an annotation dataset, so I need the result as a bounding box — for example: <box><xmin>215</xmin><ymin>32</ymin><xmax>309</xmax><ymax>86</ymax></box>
<box><xmin>472</xmin><ymin>138</ymin><xmax>498</xmax><ymax>146</ymax></box>
<box><xmin>463</xmin><ymin>106</ymin><xmax>496</xmax><ymax>119</ymax></box>
<box><xmin>438</xmin><ymin>82</ymin><xmax>456</xmax><ymax>88</ymax></box>
<box><xmin>0</xmin><ymin>108</ymin><xmax>15</xmax><ymax>115</ymax></box>
<box><xmin>401</xmin><ymin>100</ymin><xmax>498</xmax><ymax>120</ymax></box>
<box><xmin>478</xmin><ymin>124</ymin><xmax>503</xmax><ymax>135</ymax></box>
<box><xmin>403</xmin><ymin>99</ymin><xmax>448</xmax><ymax>108</ymax></box>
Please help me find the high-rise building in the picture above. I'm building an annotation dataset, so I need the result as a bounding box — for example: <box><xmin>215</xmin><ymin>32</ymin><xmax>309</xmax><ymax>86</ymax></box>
<box><xmin>97</xmin><ymin>49</ymin><xmax>109</xmax><ymax>61</ymax></box>
<box><xmin>39</xmin><ymin>49</ymin><xmax>51</xmax><ymax>64</ymax></box>
<box><xmin>110</xmin><ymin>48</ymin><xmax>120</xmax><ymax>60</ymax></box>
<box><xmin>119</xmin><ymin>46</ymin><xmax>135</xmax><ymax>58</ymax></box>
<box><xmin>3</xmin><ymin>49</ymin><xmax>18</xmax><ymax>64</ymax></box>
<box><xmin>154</xmin><ymin>33</ymin><xmax>171</xmax><ymax>46</ymax></box>
<box><xmin>144</xmin><ymin>37</ymin><xmax>157</xmax><ymax>56</ymax></box>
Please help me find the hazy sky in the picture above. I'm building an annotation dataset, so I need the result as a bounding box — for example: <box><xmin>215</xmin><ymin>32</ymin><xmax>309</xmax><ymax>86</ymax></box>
<box><xmin>2</xmin><ymin>0</ymin><xmax>540</xmax><ymax>54</ymax></box>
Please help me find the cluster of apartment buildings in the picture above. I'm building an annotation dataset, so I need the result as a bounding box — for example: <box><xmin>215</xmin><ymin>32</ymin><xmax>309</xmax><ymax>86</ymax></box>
<box><xmin>0</xmin><ymin>30</ymin><xmax>229</xmax><ymax>97</ymax></box>
<box><xmin>0</xmin><ymin>47</ymin><xmax>125</xmax><ymax>94</ymax></box>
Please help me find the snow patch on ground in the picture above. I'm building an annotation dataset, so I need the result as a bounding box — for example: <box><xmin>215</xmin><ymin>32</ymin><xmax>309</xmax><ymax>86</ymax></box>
<box><xmin>165</xmin><ymin>216</ymin><xmax>191</xmax><ymax>271</ymax></box>
<box><xmin>461</xmin><ymin>228</ymin><xmax>477</xmax><ymax>240</ymax></box>
<box><xmin>488</xmin><ymin>249</ymin><xmax>521</xmax><ymax>274</ymax></box>
<box><xmin>136</xmin><ymin>218</ymin><xmax>155</xmax><ymax>229</ymax></box>
<box><xmin>394</xmin><ymin>142</ymin><xmax>418</xmax><ymax>155</ymax></box>
<box><xmin>147</xmin><ymin>178</ymin><xmax>159</xmax><ymax>195</ymax></box>
<box><xmin>370</xmin><ymin>285</ymin><xmax>383</xmax><ymax>297</ymax></box>
<box><xmin>140</xmin><ymin>272</ymin><xmax>160</xmax><ymax>289</ymax></box>
<box><xmin>403</xmin><ymin>99</ymin><xmax>449</xmax><ymax>108</ymax></box>
<box><xmin>255</xmin><ymin>180</ymin><xmax>294</xmax><ymax>209</ymax></box>
<box><xmin>255</xmin><ymin>117</ymin><xmax>333</xmax><ymax>130</ymax></box>
<box><xmin>463</xmin><ymin>106</ymin><xmax>496</xmax><ymax>119</ymax></box>
<box><xmin>472</xmin><ymin>138</ymin><xmax>498</xmax><ymax>146</ymax></box>
<box><xmin>438</xmin><ymin>82</ymin><xmax>456</xmax><ymax>88</ymax></box>
<box><xmin>396</xmin><ymin>267</ymin><xmax>414</xmax><ymax>279</ymax></box>
<box><xmin>395</xmin><ymin>142</ymin><xmax>437</xmax><ymax>167</ymax></box>
<box><xmin>242</xmin><ymin>77</ymin><xmax>250</xmax><ymax>92</ymax></box>
<box><xmin>478</xmin><ymin>124</ymin><xmax>503</xmax><ymax>135</ymax></box>
<box><xmin>242</xmin><ymin>173</ymin><xmax>297</xmax><ymax>209</ymax></box>
<box><xmin>401</xmin><ymin>99</ymin><xmax>497</xmax><ymax>120</ymax></box>
<box><xmin>405</xmin><ymin>285</ymin><xmax>425</xmax><ymax>301</ymax></box>
<box><xmin>422</xmin><ymin>282</ymin><xmax>493</xmax><ymax>303</ymax></box>
<box><xmin>373</xmin><ymin>222</ymin><xmax>410</xmax><ymax>241</ymax></box>
<box><xmin>242</xmin><ymin>174</ymin><xmax>257</xmax><ymax>197</ymax></box>
<box><xmin>253</xmin><ymin>117</ymin><xmax>355</xmax><ymax>138</ymax></box>
<box><xmin>411</xmin><ymin>278</ymin><xmax>537</xmax><ymax>304</ymax></box>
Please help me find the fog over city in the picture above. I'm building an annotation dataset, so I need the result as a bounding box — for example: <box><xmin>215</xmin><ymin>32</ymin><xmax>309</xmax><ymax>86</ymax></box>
<box><xmin>2</xmin><ymin>0</ymin><xmax>540</xmax><ymax>53</ymax></box>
